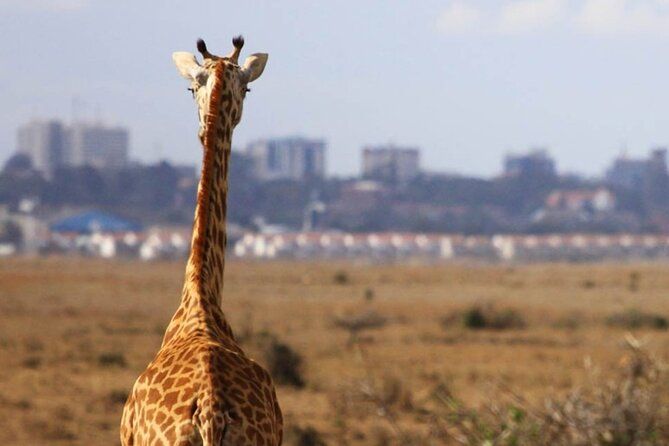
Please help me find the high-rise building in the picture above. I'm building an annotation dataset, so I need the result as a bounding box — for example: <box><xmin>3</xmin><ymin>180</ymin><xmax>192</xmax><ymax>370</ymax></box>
<box><xmin>644</xmin><ymin>148</ymin><xmax>669</xmax><ymax>207</ymax></box>
<box><xmin>503</xmin><ymin>149</ymin><xmax>556</xmax><ymax>178</ymax></box>
<box><xmin>605</xmin><ymin>156</ymin><xmax>647</xmax><ymax>190</ymax></box>
<box><xmin>246</xmin><ymin>137</ymin><xmax>326</xmax><ymax>181</ymax></box>
<box><xmin>16</xmin><ymin>120</ymin><xmax>130</xmax><ymax>174</ymax></box>
<box><xmin>361</xmin><ymin>145</ymin><xmax>420</xmax><ymax>183</ymax></box>
<box><xmin>16</xmin><ymin>120</ymin><xmax>67</xmax><ymax>177</ymax></box>
<box><xmin>66</xmin><ymin>123</ymin><xmax>129</xmax><ymax>169</ymax></box>
<box><xmin>607</xmin><ymin>148</ymin><xmax>669</xmax><ymax>208</ymax></box>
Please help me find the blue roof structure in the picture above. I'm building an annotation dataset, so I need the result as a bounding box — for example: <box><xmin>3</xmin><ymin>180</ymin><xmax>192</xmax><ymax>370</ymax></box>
<box><xmin>50</xmin><ymin>211</ymin><xmax>142</xmax><ymax>234</ymax></box>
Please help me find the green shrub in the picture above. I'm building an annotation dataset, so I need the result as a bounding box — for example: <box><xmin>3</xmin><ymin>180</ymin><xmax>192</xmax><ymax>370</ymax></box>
<box><xmin>107</xmin><ymin>390</ymin><xmax>129</xmax><ymax>406</ymax></box>
<box><xmin>22</xmin><ymin>356</ymin><xmax>42</xmax><ymax>369</ymax></box>
<box><xmin>582</xmin><ymin>279</ymin><xmax>596</xmax><ymax>289</ymax></box>
<box><xmin>285</xmin><ymin>425</ymin><xmax>326</xmax><ymax>446</ymax></box>
<box><xmin>552</xmin><ymin>312</ymin><xmax>583</xmax><ymax>330</ymax></box>
<box><xmin>240</xmin><ymin>330</ymin><xmax>306</xmax><ymax>388</ymax></box>
<box><xmin>97</xmin><ymin>352</ymin><xmax>127</xmax><ymax>368</ymax></box>
<box><xmin>265</xmin><ymin>339</ymin><xmax>305</xmax><ymax>388</ymax></box>
<box><xmin>629</xmin><ymin>271</ymin><xmax>641</xmax><ymax>292</ymax></box>
<box><xmin>462</xmin><ymin>306</ymin><xmax>487</xmax><ymax>329</ymax></box>
<box><xmin>333</xmin><ymin>270</ymin><xmax>350</xmax><ymax>285</ymax></box>
<box><xmin>459</xmin><ymin>305</ymin><xmax>526</xmax><ymax>330</ymax></box>
<box><xmin>606</xmin><ymin>309</ymin><xmax>668</xmax><ymax>330</ymax></box>
<box><xmin>364</xmin><ymin>287</ymin><xmax>375</xmax><ymax>301</ymax></box>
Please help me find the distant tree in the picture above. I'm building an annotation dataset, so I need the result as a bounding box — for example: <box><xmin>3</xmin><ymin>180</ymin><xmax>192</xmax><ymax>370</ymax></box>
<box><xmin>110</xmin><ymin>161</ymin><xmax>177</xmax><ymax>208</ymax></box>
<box><xmin>2</xmin><ymin>153</ymin><xmax>33</xmax><ymax>173</ymax></box>
<box><xmin>250</xmin><ymin>179</ymin><xmax>318</xmax><ymax>228</ymax></box>
<box><xmin>45</xmin><ymin>165</ymin><xmax>108</xmax><ymax>205</ymax></box>
<box><xmin>0</xmin><ymin>171</ymin><xmax>46</xmax><ymax>207</ymax></box>
<box><xmin>228</xmin><ymin>152</ymin><xmax>258</xmax><ymax>226</ymax></box>
<box><xmin>0</xmin><ymin>221</ymin><xmax>23</xmax><ymax>248</ymax></box>
<box><xmin>493</xmin><ymin>172</ymin><xmax>559</xmax><ymax>214</ymax></box>
<box><xmin>142</xmin><ymin>161</ymin><xmax>179</xmax><ymax>209</ymax></box>
<box><xmin>403</xmin><ymin>175</ymin><xmax>498</xmax><ymax>206</ymax></box>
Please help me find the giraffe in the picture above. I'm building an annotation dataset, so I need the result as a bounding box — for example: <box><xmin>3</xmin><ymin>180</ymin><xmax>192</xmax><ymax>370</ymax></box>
<box><xmin>120</xmin><ymin>37</ymin><xmax>282</xmax><ymax>445</ymax></box>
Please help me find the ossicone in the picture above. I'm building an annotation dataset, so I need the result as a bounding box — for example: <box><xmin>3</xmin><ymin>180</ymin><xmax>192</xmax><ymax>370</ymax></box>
<box><xmin>196</xmin><ymin>38</ymin><xmax>216</xmax><ymax>60</ymax></box>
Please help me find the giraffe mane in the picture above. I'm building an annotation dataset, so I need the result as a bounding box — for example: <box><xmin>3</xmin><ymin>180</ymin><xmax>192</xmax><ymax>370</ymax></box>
<box><xmin>191</xmin><ymin>59</ymin><xmax>228</xmax><ymax>297</ymax></box>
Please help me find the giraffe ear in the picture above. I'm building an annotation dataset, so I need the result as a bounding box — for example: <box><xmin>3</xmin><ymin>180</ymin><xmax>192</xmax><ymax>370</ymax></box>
<box><xmin>240</xmin><ymin>53</ymin><xmax>268</xmax><ymax>83</ymax></box>
<box><xmin>172</xmin><ymin>52</ymin><xmax>206</xmax><ymax>82</ymax></box>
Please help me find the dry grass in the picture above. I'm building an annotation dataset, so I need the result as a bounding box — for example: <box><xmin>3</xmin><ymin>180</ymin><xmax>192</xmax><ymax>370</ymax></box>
<box><xmin>2</xmin><ymin>258</ymin><xmax>669</xmax><ymax>444</ymax></box>
<box><xmin>423</xmin><ymin>335</ymin><xmax>669</xmax><ymax>445</ymax></box>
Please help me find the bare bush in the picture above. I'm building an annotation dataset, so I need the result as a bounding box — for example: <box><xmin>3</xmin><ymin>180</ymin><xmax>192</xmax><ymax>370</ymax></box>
<box><xmin>343</xmin><ymin>335</ymin><xmax>669</xmax><ymax>445</ymax></box>
<box><xmin>430</xmin><ymin>335</ymin><xmax>669</xmax><ymax>445</ymax></box>
<box><xmin>333</xmin><ymin>310</ymin><xmax>388</xmax><ymax>345</ymax></box>
<box><xmin>359</xmin><ymin>374</ymin><xmax>415</xmax><ymax>414</ymax></box>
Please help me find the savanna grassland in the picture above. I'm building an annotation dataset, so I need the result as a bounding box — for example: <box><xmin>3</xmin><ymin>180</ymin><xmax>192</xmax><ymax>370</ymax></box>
<box><xmin>2</xmin><ymin>258</ymin><xmax>669</xmax><ymax>445</ymax></box>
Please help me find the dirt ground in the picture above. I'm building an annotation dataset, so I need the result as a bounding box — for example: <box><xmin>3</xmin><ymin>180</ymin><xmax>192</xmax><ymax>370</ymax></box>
<box><xmin>1</xmin><ymin>257</ymin><xmax>669</xmax><ymax>445</ymax></box>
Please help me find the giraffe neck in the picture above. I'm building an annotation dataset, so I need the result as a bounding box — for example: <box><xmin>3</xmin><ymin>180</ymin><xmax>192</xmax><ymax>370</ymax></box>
<box><xmin>162</xmin><ymin>61</ymin><xmax>236</xmax><ymax>346</ymax></box>
<box><xmin>185</xmin><ymin>127</ymin><xmax>230</xmax><ymax>305</ymax></box>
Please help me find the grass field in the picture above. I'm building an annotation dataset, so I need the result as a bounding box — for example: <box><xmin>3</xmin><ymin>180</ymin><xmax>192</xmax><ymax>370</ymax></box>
<box><xmin>1</xmin><ymin>258</ymin><xmax>669</xmax><ymax>444</ymax></box>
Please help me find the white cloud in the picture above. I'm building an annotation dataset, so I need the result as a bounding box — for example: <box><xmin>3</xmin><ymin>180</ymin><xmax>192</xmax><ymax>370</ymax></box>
<box><xmin>1</xmin><ymin>0</ymin><xmax>90</xmax><ymax>12</ymax></box>
<box><xmin>435</xmin><ymin>2</ymin><xmax>482</xmax><ymax>34</ymax></box>
<box><xmin>435</xmin><ymin>0</ymin><xmax>669</xmax><ymax>37</ymax></box>
<box><xmin>575</xmin><ymin>0</ymin><xmax>669</xmax><ymax>36</ymax></box>
<box><xmin>498</xmin><ymin>0</ymin><xmax>567</xmax><ymax>34</ymax></box>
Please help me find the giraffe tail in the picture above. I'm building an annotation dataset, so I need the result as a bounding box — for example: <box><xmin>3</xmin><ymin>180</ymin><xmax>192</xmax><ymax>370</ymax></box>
<box><xmin>193</xmin><ymin>392</ymin><xmax>231</xmax><ymax>445</ymax></box>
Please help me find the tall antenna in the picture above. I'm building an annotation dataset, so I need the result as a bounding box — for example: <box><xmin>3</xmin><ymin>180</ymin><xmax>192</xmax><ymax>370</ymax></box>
<box><xmin>94</xmin><ymin>103</ymin><xmax>103</xmax><ymax>125</ymax></box>
<box><xmin>153</xmin><ymin>141</ymin><xmax>164</xmax><ymax>160</ymax></box>
<box><xmin>70</xmin><ymin>95</ymin><xmax>80</xmax><ymax>124</ymax></box>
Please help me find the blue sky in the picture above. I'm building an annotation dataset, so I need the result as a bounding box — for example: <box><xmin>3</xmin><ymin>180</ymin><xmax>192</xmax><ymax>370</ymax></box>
<box><xmin>3</xmin><ymin>0</ymin><xmax>669</xmax><ymax>176</ymax></box>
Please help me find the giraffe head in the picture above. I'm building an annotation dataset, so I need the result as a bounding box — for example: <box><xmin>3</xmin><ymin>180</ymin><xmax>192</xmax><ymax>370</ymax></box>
<box><xmin>172</xmin><ymin>36</ymin><xmax>268</xmax><ymax>136</ymax></box>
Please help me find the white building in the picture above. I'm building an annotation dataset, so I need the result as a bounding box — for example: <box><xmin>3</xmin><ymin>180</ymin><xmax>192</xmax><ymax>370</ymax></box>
<box><xmin>246</xmin><ymin>137</ymin><xmax>326</xmax><ymax>181</ymax></box>
<box><xmin>362</xmin><ymin>145</ymin><xmax>420</xmax><ymax>183</ymax></box>
<box><xmin>66</xmin><ymin>122</ymin><xmax>129</xmax><ymax>169</ymax></box>
<box><xmin>17</xmin><ymin>120</ymin><xmax>67</xmax><ymax>177</ymax></box>
<box><xmin>16</xmin><ymin>120</ymin><xmax>130</xmax><ymax>173</ymax></box>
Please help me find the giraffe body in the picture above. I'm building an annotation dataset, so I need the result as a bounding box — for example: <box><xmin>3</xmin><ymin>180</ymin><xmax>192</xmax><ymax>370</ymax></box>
<box><xmin>121</xmin><ymin>335</ymin><xmax>281</xmax><ymax>445</ymax></box>
<box><xmin>121</xmin><ymin>38</ymin><xmax>281</xmax><ymax>446</ymax></box>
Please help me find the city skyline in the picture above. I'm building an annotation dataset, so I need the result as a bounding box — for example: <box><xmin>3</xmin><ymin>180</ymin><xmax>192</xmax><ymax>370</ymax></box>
<box><xmin>6</xmin><ymin>111</ymin><xmax>669</xmax><ymax>180</ymax></box>
<box><xmin>10</xmin><ymin>116</ymin><xmax>669</xmax><ymax>180</ymax></box>
<box><xmin>4</xmin><ymin>1</ymin><xmax>669</xmax><ymax>176</ymax></box>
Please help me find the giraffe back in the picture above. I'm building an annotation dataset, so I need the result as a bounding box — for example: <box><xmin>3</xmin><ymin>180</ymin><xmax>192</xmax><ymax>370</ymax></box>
<box><xmin>121</xmin><ymin>334</ymin><xmax>282</xmax><ymax>445</ymax></box>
